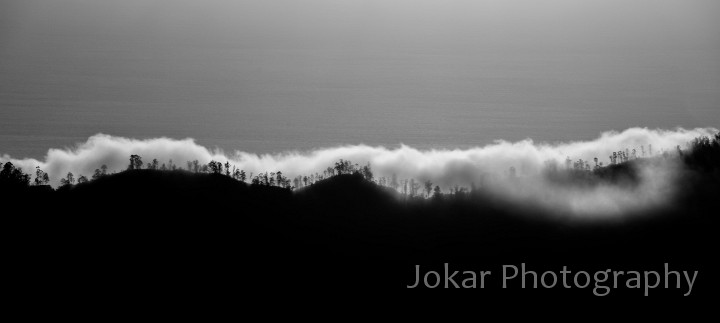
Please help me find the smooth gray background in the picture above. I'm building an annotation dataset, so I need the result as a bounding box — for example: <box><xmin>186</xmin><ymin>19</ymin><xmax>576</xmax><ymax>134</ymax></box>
<box><xmin>1</xmin><ymin>0</ymin><xmax>718</xmax><ymax>159</ymax></box>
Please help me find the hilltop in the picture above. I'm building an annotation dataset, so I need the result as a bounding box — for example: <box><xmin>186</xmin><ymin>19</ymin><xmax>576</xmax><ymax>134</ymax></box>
<box><xmin>2</xmin><ymin>133</ymin><xmax>720</xmax><ymax>299</ymax></box>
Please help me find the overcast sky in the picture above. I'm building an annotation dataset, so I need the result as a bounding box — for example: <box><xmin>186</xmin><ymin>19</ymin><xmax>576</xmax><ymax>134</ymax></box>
<box><xmin>1</xmin><ymin>0</ymin><xmax>719</xmax><ymax>157</ymax></box>
<box><xmin>3</xmin><ymin>0</ymin><xmax>718</xmax><ymax>52</ymax></box>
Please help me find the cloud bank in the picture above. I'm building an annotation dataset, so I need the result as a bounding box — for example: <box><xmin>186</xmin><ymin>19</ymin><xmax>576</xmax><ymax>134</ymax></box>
<box><xmin>1</xmin><ymin>127</ymin><xmax>716</xmax><ymax>217</ymax></box>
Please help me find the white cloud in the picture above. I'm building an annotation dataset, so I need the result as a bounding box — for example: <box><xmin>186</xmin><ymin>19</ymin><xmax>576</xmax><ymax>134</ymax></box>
<box><xmin>1</xmin><ymin>127</ymin><xmax>715</xmax><ymax>217</ymax></box>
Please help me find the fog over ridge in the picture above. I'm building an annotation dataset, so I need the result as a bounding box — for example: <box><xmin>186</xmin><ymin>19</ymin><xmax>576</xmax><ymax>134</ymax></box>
<box><xmin>2</xmin><ymin>127</ymin><xmax>716</xmax><ymax>217</ymax></box>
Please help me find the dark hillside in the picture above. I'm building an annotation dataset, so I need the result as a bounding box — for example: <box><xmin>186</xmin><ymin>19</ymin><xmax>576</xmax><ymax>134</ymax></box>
<box><xmin>3</xmin><ymin>136</ymin><xmax>720</xmax><ymax>302</ymax></box>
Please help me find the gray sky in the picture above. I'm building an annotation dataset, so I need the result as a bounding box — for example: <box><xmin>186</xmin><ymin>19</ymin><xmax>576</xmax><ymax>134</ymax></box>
<box><xmin>4</xmin><ymin>0</ymin><xmax>718</xmax><ymax>51</ymax></box>
<box><xmin>1</xmin><ymin>0</ymin><xmax>719</xmax><ymax>158</ymax></box>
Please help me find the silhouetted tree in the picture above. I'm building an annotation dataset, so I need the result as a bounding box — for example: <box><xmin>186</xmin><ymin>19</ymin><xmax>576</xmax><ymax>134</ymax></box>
<box><xmin>269</xmin><ymin>172</ymin><xmax>276</xmax><ymax>186</ymax></box>
<box><xmin>684</xmin><ymin>133</ymin><xmax>720</xmax><ymax>172</ymax></box>
<box><xmin>59</xmin><ymin>172</ymin><xmax>75</xmax><ymax>187</ymax></box>
<box><xmin>424</xmin><ymin>180</ymin><xmax>433</xmax><ymax>198</ymax></box>
<box><xmin>92</xmin><ymin>168</ymin><xmax>102</xmax><ymax>180</ymax></box>
<box><xmin>0</xmin><ymin>162</ymin><xmax>31</xmax><ymax>187</ymax></box>
<box><xmin>0</xmin><ymin>162</ymin><xmax>12</xmax><ymax>180</ymax></box>
<box><xmin>361</xmin><ymin>162</ymin><xmax>373</xmax><ymax>181</ymax></box>
<box><xmin>334</xmin><ymin>159</ymin><xmax>347</xmax><ymax>175</ymax></box>
<box><xmin>208</xmin><ymin>161</ymin><xmax>222</xmax><ymax>174</ymax></box>
<box><xmin>92</xmin><ymin>164</ymin><xmax>108</xmax><ymax>181</ymax></box>
<box><xmin>433</xmin><ymin>185</ymin><xmax>442</xmax><ymax>200</ymax></box>
<box><xmin>276</xmin><ymin>171</ymin><xmax>285</xmax><ymax>187</ymax></box>
<box><xmin>34</xmin><ymin>166</ymin><xmax>49</xmax><ymax>185</ymax></box>
<box><xmin>129</xmin><ymin>155</ymin><xmax>143</xmax><ymax>170</ymax></box>
<box><xmin>77</xmin><ymin>175</ymin><xmax>88</xmax><ymax>184</ymax></box>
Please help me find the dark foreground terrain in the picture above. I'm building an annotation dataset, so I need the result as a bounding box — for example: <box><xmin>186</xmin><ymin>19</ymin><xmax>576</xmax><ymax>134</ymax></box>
<box><xmin>3</xmin><ymin>136</ymin><xmax>720</xmax><ymax>305</ymax></box>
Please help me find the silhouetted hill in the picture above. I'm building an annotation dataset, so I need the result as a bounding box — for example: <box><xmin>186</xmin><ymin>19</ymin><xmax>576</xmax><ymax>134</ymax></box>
<box><xmin>62</xmin><ymin>169</ymin><xmax>292</xmax><ymax>204</ymax></box>
<box><xmin>295</xmin><ymin>172</ymin><xmax>399</xmax><ymax>208</ymax></box>
<box><xmin>4</xmin><ymin>140</ymin><xmax>720</xmax><ymax>302</ymax></box>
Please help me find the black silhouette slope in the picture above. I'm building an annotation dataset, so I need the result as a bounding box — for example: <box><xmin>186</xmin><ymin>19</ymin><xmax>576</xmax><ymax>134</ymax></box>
<box><xmin>4</xmin><ymin>139</ymin><xmax>720</xmax><ymax>300</ymax></box>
